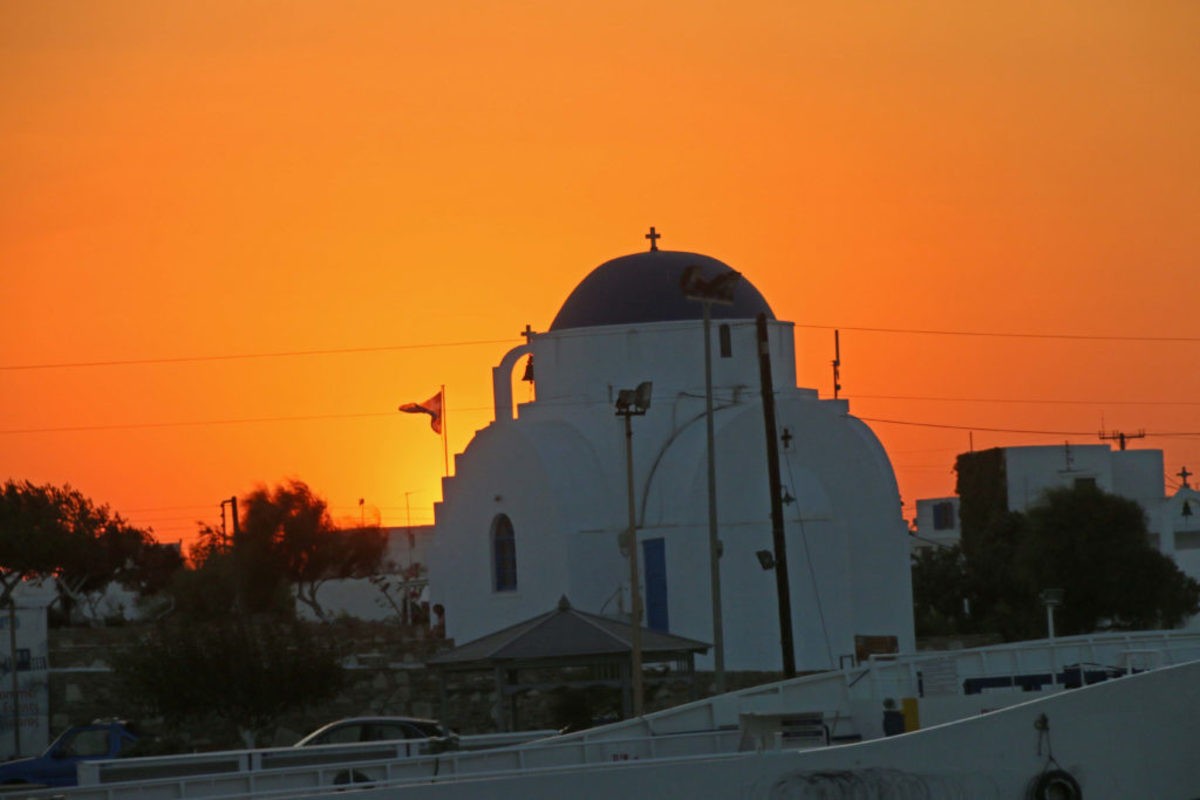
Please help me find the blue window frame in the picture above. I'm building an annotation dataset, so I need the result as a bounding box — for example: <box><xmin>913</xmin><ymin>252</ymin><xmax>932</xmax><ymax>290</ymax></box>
<box><xmin>491</xmin><ymin>514</ymin><xmax>518</xmax><ymax>591</ymax></box>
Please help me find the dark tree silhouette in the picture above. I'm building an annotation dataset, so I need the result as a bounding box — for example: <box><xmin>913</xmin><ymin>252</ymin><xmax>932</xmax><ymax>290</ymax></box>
<box><xmin>0</xmin><ymin>480</ymin><xmax>180</xmax><ymax>621</ymax></box>
<box><xmin>186</xmin><ymin>480</ymin><xmax>387</xmax><ymax>620</ymax></box>
<box><xmin>1020</xmin><ymin>484</ymin><xmax>1200</xmax><ymax>634</ymax></box>
<box><xmin>915</xmin><ymin>481</ymin><xmax>1200</xmax><ymax>640</ymax></box>
<box><xmin>910</xmin><ymin>544</ymin><xmax>971</xmax><ymax>637</ymax></box>
<box><xmin>113</xmin><ymin>617</ymin><xmax>344</xmax><ymax>748</ymax></box>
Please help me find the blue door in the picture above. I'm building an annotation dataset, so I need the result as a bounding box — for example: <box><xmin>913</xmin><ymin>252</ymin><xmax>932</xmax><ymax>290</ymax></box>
<box><xmin>642</xmin><ymin>538</ymin><xmax>669</xmax><ymax>631</ymax></box>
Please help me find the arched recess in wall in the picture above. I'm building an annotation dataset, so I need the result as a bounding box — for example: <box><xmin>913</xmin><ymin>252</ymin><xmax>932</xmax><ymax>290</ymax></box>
<box><xmin>491</xmin><ymin>344</ymin><xmax>532</xmax><ymax>422</ymax></box>
<box><xmin>491</xmin><ymin>513</ymin><xmax>518</xmax><ymax>591</ymax></box>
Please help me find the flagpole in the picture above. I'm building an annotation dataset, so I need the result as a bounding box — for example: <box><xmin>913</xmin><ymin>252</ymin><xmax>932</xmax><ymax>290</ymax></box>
<box><xmin>441</xmin><ymin>384</ymin><xmax>449</xmax><ymax>477</ymax></box>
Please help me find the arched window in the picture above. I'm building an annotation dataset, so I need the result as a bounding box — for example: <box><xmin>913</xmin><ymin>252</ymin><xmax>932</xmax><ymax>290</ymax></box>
<box><xmin>491</xmin><ymin>514</ymin><xmax>518</xmax><ymax>592</ymax></box>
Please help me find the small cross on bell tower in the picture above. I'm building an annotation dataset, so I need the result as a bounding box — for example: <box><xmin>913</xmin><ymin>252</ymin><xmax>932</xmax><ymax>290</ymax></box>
<box><xmin>1179</xmin><ymin>466</ymin><xmax>1192</xmax><ymax>490</ymax></box>
<box><xmin>645</xmin><ymin>226</ymin><xmax>661</xmax><ymax>251</ymax></box>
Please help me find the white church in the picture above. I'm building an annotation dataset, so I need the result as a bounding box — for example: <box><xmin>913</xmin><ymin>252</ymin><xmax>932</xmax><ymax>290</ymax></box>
<box><xmin>427</xmin><ymin>236</ymin><xmax>915</xmax><ymax>672</ymax></box>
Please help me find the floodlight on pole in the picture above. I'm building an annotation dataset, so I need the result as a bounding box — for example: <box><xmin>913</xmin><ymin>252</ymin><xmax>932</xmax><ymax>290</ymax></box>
<box><xmin>615</xmin><ymin>381</ymin><xmax>652</xmax><ymax>717</ymax></box>
<box><xmin>1040</xmin><ymin>587</ymin><xmax>1064</xmax><ymax>689</ymax></box>
<box><xmin>680</xmin><ymin>264</ymin><xmax>740</xmax><ymax>694</ymax></box>
<box><xmin>1040</xmin><ymin>588</ymin><xmax>1064</xmax><ymax>640</ymax></box>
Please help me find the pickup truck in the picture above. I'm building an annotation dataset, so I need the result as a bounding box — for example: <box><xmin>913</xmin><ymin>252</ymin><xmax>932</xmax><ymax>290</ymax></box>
<box><xmin>0</xmin><ymin>720</ymin><xmax>140</xmax><ymax>787</ymax></box>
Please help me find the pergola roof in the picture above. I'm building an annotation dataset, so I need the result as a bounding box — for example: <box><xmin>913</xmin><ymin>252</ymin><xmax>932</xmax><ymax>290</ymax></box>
<box><xmin>428</xmin><ymin>596</ymin><xmax>709</xmax><ymax>667</ymax></box>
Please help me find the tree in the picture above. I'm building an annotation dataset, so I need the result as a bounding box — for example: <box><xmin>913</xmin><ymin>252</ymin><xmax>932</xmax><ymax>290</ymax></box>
<box><xmin>112</xmin><ymin>617</ymin><xmax>344</xmax><ymax>748</ymax></box>
<box><xmin>921</xmin><ymin>478</ymin><xmax>1200</xmax><ymax>641</ymax></box>
<box><xmin>0</xmin><ymin>480</ymin><xmax>179</xmax><ymax>621</ymax></box>
<box><xmin>240</xmin><ymin>481</ymin><xmax>387</xmax><ymax>620</ymax></box>
<box><xmin>1019</xmin><ymin>484</ymin><xmax>1200</xmax><ymax>634</ymax></box>
<box><xmin>186</xmin><ymin>480</ymin><xmax>388</xmax><ymax>620</ymax></box>
<box><xmin>910</xmin><ymin>544</ymin><xmax>970</xmax><ymax>637</ymax></box>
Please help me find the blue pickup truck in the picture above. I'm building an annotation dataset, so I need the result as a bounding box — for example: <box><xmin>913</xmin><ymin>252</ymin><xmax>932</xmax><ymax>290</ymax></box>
<box><xmin>0</xmin><ymin>720</ymin><xmax>140</xmax><ymax>787</ymax></box>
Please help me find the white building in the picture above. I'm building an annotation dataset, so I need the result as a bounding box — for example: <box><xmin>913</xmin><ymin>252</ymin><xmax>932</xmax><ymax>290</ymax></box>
<box><xmin>913</xmin><ymin>444</ymin><xmax>1200</xmax><ymax>589</ymax></box>
<box><xmin>912</xmin><ymin>497</ymin><xmax>960</xmax><ymax>551</ymax></box>
<box><xmin>1152</xmin><ymin>481</ymin><xmax>1200</xmax><ymax>584</ymax></box>
<box><xmin>427</xmin><ymin>243</ymin><xmax>915</xmax><ymax>672</ymax></box>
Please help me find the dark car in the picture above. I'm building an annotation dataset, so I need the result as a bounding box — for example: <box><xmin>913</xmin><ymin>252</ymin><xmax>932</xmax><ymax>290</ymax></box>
<box><xmin>0</xmin><ymin>720</ymin><xmax>140</xmax><ymax>787</ymax></box>
<box><xmin>295</xmin><ymin>717</ymin><xmax>458</xmax><ymax>753</ymax></box>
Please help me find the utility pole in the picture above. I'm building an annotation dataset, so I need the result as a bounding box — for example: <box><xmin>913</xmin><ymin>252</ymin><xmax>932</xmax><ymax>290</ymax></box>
<box><xmin>757</xmin><ymin>314</ymin><xmax>796</xmax><ymax>678</ymax></box>
<box><xmin>220</xmin><ymin>496</ymin><xmax>239</xmax><ymax>550</ymax></box>
<box><xmin>680</xmin><ymin>264</ymin><xmax>738</xmax><ymax>694</ymax></box>
<box><xmin>1099</xmin><ymin>429</ymin><xmax>1145</xmax><ymax>451</ymax></box>
<box><xmin>615</xmin><ymin>382</ymin><xmax>652</xmax><ymax>717</ymax></box>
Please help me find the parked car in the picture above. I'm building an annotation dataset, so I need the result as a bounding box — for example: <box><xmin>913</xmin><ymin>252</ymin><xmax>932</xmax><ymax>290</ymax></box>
<box><xmin>0</xmin><ymin>719</ymin><xmax>141</xmax><ymax>787</ymax></box>
<box><xmin>295</xmin><ymin>716</ymin><xmax>458</xmax><ymax>753</ymax></box>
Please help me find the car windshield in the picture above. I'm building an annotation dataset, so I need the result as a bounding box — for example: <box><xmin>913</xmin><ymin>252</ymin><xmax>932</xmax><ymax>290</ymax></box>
<box><xmin>408</xmin><ymin>721</ymin><xmax>450</xmax><ymax>738</ymax></box>
<box><xmin>298</xmin><ymin>718</ymin><xmax>454</xmax><ymax>747</ymax></box>
<box><xmin>51</xmin><ymin>728</ymin><xmax>110</xmax><ymax>759</ymax></box>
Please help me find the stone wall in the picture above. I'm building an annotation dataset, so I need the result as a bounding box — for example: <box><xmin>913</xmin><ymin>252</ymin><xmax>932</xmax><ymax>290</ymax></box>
<box><xmin>49</xmin><ymin>621</ymin><xmax>456</xmax><ymax>750</ymax></box>
<box><xmin>48</xmin><ymin>622</ymin><xmax>782</xmax><ymax>751</ymax></box>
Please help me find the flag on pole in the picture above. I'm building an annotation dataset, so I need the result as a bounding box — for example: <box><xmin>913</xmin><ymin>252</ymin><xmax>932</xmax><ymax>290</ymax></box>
<box><xmin>399</xmin><ymin>390</ymin><xmax>443</xmax><ymax>434</ymax></box>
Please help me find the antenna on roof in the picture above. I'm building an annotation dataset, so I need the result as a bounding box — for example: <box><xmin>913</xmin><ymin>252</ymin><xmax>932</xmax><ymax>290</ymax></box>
<box><xmin>831</xmin><ymin>330</ymin><xmax>842</xmax><ymax>399</ymax></box>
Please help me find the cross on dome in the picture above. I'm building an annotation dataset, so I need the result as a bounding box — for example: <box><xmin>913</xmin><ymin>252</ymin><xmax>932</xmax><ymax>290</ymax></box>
<box><xmin>1180</xmin><ymin>466</ymin><xmax>1192</xmax><ymax>489</ymax></box>
<box><xmin>645</xmin><ymin>226</ymin><xmax>661</xmax><ymax>251</ymax></box>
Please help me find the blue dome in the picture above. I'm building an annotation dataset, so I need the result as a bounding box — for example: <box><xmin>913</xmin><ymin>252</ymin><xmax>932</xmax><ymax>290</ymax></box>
<box><xmin>549</xmin><ymin>250</ymin><xmax>775</xmax><ymax>331</ymax></box>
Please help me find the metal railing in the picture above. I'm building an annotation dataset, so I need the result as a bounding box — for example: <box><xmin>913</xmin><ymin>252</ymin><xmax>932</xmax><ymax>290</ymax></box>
<box><xmin>29</xmin><ymin>630</ymin><xmax>1200</xmax><ymax>800</ymax></box>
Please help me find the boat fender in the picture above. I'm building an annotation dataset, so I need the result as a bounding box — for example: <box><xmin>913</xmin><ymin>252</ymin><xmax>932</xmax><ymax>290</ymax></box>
<box><xmin>1027</xmin><ymin>768</ymin><xmax>1082</xmax><ymax>800</ymax></box>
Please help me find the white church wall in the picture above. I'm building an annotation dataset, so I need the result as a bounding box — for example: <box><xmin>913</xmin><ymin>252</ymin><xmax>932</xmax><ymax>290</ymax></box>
<box><xmin>564</xmin><ymin>529</ymin><xmax>629</xmax><ymax>615</ymax></box>
<box><xmin>633</xmin><ymin>388</ymin><xmax>908</xmax><ymax>671</ymax></box>
<box><xmin>428</xmin><ymin>253</ymin><xmax>913</xmax><ymax>671</ymax></box>
<box><xmin>530</xmin><ymin>320</ymin><xmax>796</xmax><ymax>411</ymax></box>
<box><xmin>430</xmin><ymin>417</ymin><xmax>615</xmax><ymax>644</ymax></box>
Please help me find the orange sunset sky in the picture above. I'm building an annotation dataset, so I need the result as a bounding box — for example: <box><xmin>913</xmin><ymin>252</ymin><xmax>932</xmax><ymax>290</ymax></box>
<box><xmin>3</xmin><ymin>1</ymin><xmax>1198</xmax><ymax>548</ymax></box>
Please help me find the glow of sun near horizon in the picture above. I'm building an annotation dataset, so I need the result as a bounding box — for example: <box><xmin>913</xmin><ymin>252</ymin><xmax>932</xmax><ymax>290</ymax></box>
<box><xmin>2</xmin><ymin>1</ymin><xmax>1199</xmax><ymax>546</ymax></box>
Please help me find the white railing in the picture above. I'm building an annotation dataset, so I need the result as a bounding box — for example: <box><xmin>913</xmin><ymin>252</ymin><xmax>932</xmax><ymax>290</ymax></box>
<box><xmin>33</xmin><ymin>630</ymin><xmax>1200</xmax><ymax>800</ymax></box>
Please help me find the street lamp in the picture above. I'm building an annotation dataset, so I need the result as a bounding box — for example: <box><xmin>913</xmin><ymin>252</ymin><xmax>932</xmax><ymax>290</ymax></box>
<box><xmin>616</xmin><ymin>381</ymin><xmax>652</xmax><ymax>717</ymax></box>
<box><xmin>680</xmin><ymin>265</ymin><xmax>739</xmax><ymax>694</ymax></box>
<box><xmin>1041</xmin><ymin>587</ymin><xmax>1064</xmax><ymax>689</ymax></box>
<box><xmin>1040</xmin><ymin>588</ymin><xmax>1064</xmax><ymax>640</ymax></box>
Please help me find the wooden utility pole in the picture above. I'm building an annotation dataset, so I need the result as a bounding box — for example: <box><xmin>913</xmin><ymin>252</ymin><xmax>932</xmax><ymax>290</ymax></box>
<box><xmin>1099</xmin><ymin>429</ymin><xmax>1145</xmax><ymax>451</ymax></box>
<box><xmin>756</xmin><ymin>314</ymin><xmax>796</xmax><ymax>678</ymax></box>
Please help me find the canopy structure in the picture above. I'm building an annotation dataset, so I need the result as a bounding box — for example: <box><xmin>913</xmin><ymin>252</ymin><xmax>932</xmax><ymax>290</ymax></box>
<box><xmin>428</xmin><ymin>596</ymin><xmax>709</xmax><ymax>731</ymax></box>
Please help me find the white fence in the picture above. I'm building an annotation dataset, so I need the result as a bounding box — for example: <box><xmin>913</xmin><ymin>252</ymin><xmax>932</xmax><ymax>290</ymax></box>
<box><xmin>18</xmin><ymin>630</ymin><xmax>1200</xmax><ymax>800</ymax></box>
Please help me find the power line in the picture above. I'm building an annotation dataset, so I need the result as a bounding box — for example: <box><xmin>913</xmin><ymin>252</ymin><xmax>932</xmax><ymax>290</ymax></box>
<box><xmin>1</xmin><ymin>404</ymin><xmax>501</xmax><ymax>435</ymax></box>
<box><xmin>795</xmin><ymin>324</ymin><xmax>1200</xmax><ymax>343</ymax></box>
<box><xmin>849</xmin><ymin>394</ymin><xmax>1200</xmax><ymax>407</ymax></box>
<box><xmin>5</xmin><ymin>322</ymin><xmax>1198</xmax><ymax>375</ymax></box>
<box><xmin>859</xmin><ymin>417</ymin><xmax>1200</xmax><ymax>437</ymax></box>
<box><xmin>121</xmin><ymin>504</ymin><xmax>217</xmax><ymax>512</ymax></box>
<box><xmin>7</xmin><ymin>399</ymin><xmax>1200</xmax><ymax>438</ymax></box>
<box><xmin>0</xmin><ymin>411</ymin><xmax>395</xmax><ymax>435</ymax></box>
<box><xmin>0</xmin><ymin>338</ymin><xmax>519</xmax><ymax>372</ymax></box>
